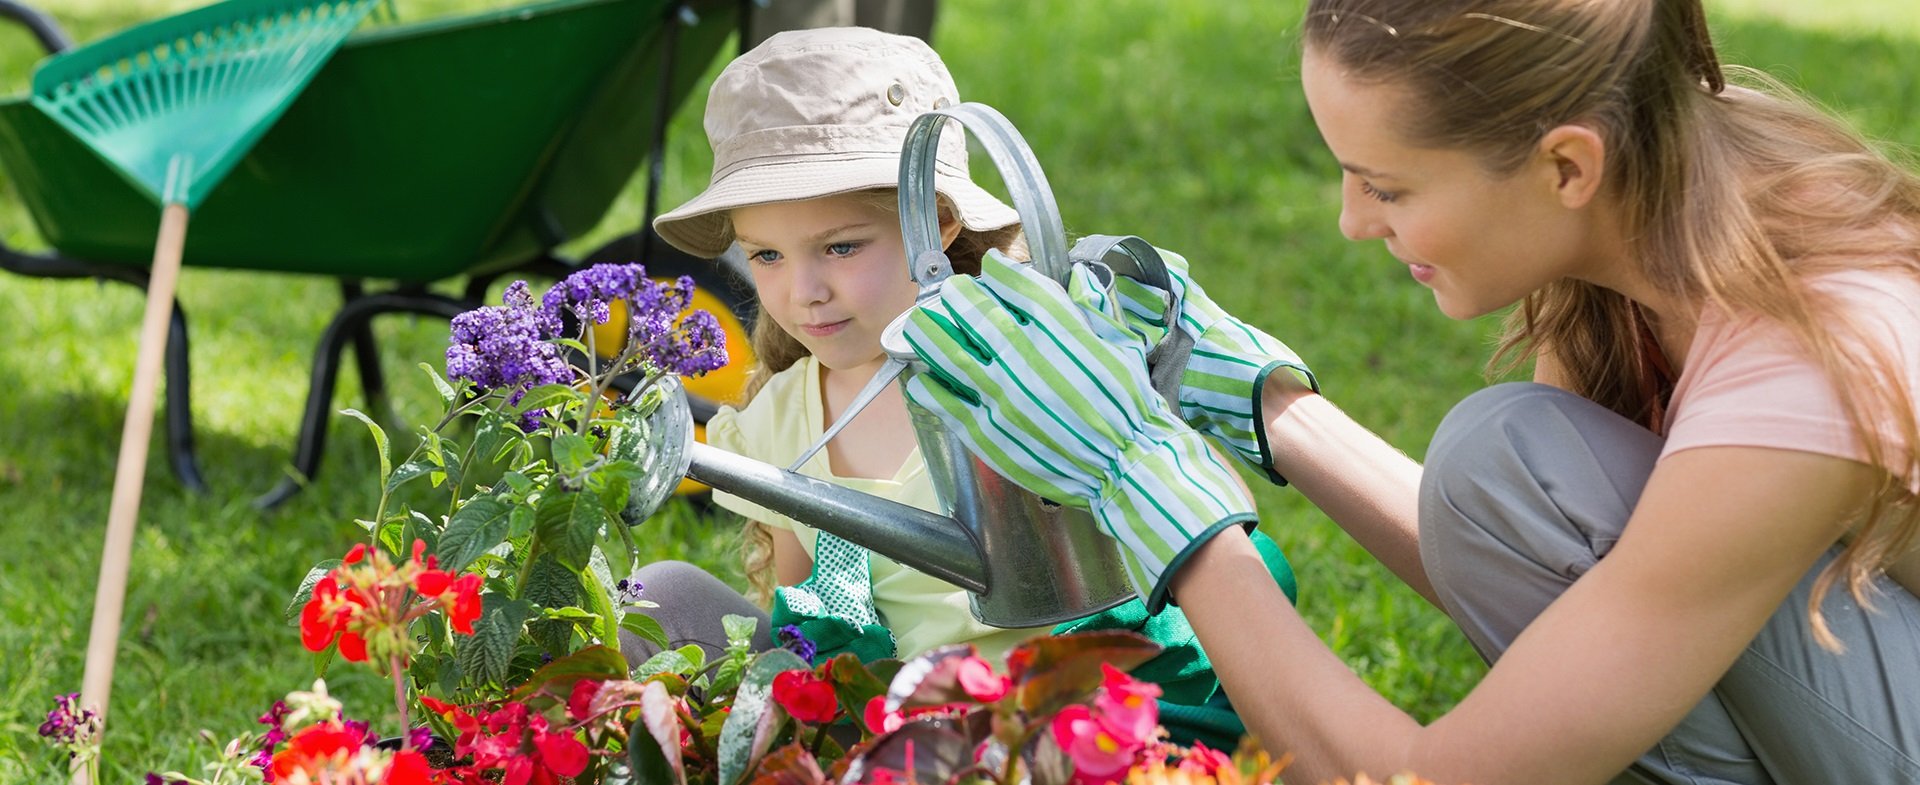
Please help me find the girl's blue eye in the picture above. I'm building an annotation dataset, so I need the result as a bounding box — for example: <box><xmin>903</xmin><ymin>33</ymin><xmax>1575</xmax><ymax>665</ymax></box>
<box><xmin>1359</xmin><ymin>180</ymin><xmax>1399</xmax><ymax>204</ymax></box>
<box><xmin>826</xmin><ymin>241</ymin><xmax>862</xmax><ymax>257</ymax></box>
<box><xmin>748</xmin><ymin>249</ymin><xmax>781</xmax><ymax>265</ymax></box>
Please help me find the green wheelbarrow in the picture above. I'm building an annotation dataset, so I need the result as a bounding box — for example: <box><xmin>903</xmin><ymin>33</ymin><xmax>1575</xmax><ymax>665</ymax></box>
<box><xmin>0</xmin><ymin>0</ymin><xmax>751</xmax><ymax>506</ymax></box>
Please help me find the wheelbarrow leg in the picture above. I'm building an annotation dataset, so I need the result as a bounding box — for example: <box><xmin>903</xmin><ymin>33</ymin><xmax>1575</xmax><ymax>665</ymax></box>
<box><xmin>340</xmin><ymin>280</ymin><xmax>389</xmax><ymax>417</ymax></box>
<box><xmin>163</xmin><ymin>300</ymin><xmax>208</xmax><ymax>493</ymax></box>
<box><xmin>254</xmin><ymin>290</ymin><xmax>470</xmax><ymax>510</ymax></box>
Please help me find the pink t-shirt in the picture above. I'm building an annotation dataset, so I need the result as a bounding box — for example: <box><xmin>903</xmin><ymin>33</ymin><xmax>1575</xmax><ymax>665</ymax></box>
<box><xmin>1660</xmin><ymin>268</ymin><xmax>1920</xmax><ymax>491</ymax></box>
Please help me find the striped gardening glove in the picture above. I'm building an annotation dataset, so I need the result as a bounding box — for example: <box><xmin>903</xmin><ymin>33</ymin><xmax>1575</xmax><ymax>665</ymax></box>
<box><xmin>897</xmin><ymin>250</ymin><xmax>1258</xmax><ymax>612</ymax></box>
<box><xmin>1095</xmin><ymin>249</ymin><xmax>1316</xmax><ymax>485</ymax></box>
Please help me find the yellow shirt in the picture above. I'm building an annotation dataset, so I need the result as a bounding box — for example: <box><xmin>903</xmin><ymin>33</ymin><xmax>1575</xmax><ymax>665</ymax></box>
<box><xmin>705</xmin><ymin>356</ymin><xmax>1048</xmax><ymax>662</ymax></box>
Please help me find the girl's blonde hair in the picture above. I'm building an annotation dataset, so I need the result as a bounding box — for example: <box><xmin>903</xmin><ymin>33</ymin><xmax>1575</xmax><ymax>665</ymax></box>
<box><xmin>1305</xmin><ymin>0</ymin><xmax>1920</xmax><ymax>648</ymax></box>
<box><xmin>727</xmin><ymin>189</ymin><xmax>1028</xmax><ymax>604</ymax></box>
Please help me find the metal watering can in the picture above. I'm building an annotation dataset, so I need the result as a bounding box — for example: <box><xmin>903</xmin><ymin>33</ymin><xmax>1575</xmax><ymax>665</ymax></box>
<box><xmin>622</xmin><ymin>103</ymin><xmax>1192</xmax><ymax>629</ymax></box>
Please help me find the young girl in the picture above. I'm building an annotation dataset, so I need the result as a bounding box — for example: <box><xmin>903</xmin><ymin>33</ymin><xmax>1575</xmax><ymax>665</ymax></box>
<box><xmin>895</xmin><ymin>2</ymin><xmax>1920</xmax><ymax>784</ymax></box>
<box><xmin>630</xmin><ymin>27</ymin><xmax>1293</xmax><ymax>744</ymax></box>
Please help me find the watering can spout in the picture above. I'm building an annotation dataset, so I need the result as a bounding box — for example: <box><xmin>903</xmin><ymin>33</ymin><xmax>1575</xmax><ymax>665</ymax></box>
<box><xmin>684</xmin><ymin>441</ymin><xmax>989</xmax><ymax>595</ymax></box>
<box><xmin>623</xmin><ymin>374</ymin><xmax>1136</xmax><ymax>629</ymax></box>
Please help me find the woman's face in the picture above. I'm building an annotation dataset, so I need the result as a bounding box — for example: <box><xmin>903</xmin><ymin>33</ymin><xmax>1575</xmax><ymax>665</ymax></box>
<box><xmin>733</xmin><ymin>194</ymin><xmax>921</xmax><ymax>376</ymax></box>
<box><xmin>1300</xmin><ymin>48</ymin><xmax>1598</xmax><ymax>320</ymax></box>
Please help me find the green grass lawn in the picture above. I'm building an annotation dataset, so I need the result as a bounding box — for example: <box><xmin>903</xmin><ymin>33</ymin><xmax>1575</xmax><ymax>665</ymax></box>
<box><xmin>4</xmin><ymin>0</ymin><xmax>1919</xmax><ymax>780</ymax></box>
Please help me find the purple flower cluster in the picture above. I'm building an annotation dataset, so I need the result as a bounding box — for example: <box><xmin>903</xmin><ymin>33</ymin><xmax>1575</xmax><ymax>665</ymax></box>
<box><xmin>615</xmin><ymin>577</ymin><xmax>646</xmax><ymax>605</ymax></box>
<box><xmin>446</xmin><ymin>265</ymin><xmax>730</xmax><ymax>423</ymax></box>
<box><xmin>38</xmin><ymin>692</ymin><xmax>100</xmax><ymax>753</ymax></box>
<box><xmin>252</xmin><ymin>700</ymin><xmax>290</xmax><ymax>776</ymax></box>
<box><xmin>777</xmin><ymin>624</ymin><xmax>817</xmax><ymax>665</ymax></box>
<box><xmin>543</xmin><ymin>264</ymin><xmax>729</xmax><ymax>378</ymax></box>
<box><xmin>445</xmin><ymin>280</ymin><xmax>571</xmax><ymax>409</ymax></box>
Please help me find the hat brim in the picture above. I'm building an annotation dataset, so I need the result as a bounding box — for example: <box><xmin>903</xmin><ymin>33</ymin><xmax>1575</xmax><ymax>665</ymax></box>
<box><xmin>653</xmin><ymin>154</ymin><xmax>1020</xmax><ymax>259</ymax></box>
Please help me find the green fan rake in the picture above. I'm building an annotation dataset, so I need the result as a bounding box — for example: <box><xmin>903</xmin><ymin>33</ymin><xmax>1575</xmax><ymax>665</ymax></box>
<box><xmin>27</xmin><ymin>0</ymin><xmax>380</xmax><ymax>778</ymax></box>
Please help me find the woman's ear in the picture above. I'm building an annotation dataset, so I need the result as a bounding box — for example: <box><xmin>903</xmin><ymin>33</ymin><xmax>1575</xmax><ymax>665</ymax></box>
<box><xmin>1537</xmin><ymin>124</ymin><xmax>1607</xmax><ymax>210</ymax></box>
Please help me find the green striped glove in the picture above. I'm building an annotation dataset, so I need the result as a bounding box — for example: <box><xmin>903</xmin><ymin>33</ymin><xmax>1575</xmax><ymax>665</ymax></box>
<box><xmin>898</xmin><ymin>251</ymin><xmax>1257</xmax><ymax>612</ymax></box>
<box><xmin>1098</xmin><ymin>249</ymin><xmax>1316</xmax><ymax>485</ymax></box>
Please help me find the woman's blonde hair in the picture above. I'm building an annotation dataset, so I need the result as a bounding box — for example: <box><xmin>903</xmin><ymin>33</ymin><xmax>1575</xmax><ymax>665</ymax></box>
<box><xmin>726</xmin><ymin>189</ymin><xmax>1028</xmax><ymax>604</ymax></box>
<box><xmin>1305</xmin><ymin>0</ymin><xmax>1920</xmax><ymax>648</ymax></box>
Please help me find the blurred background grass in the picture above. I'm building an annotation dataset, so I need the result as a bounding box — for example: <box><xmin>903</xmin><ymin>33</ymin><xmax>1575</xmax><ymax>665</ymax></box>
<box><xmin>3</xmin><ymin>0</ymin><xmax>1918</xmax><ymax>779</ymax></box>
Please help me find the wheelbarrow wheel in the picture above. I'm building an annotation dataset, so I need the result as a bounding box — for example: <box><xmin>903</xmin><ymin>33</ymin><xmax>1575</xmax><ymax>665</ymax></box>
<box><xmin>578</xmin><ymin>228</ymin><xmax>759</xmax><ymax>509</ymax></box>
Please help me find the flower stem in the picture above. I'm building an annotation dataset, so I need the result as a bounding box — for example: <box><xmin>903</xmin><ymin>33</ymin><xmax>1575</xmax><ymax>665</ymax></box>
<box><xmin>391</xmin><ymin>654</ymin><xmax>411</xmax><ymax>750</ymax></box>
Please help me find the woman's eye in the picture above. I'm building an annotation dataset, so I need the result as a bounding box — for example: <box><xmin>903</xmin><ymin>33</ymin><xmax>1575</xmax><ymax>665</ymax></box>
<box><xmin>826</xmin><ymin>241</ymin><xmax>863</xmax><ymax>257</ymax></box>
<box><xmin>1359</xmin><ymin>181</ymin><xmax>1399</xmax><ymax>204</ymax></box>
<box><xmin>748</xmin><ymin>249</ymin><xmax>781</xmax><ymax>265</ymax></box>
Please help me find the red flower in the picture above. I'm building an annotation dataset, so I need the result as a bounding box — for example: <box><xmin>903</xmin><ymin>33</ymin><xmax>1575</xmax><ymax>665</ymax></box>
<box><xmin>443</xmin><ymin>574</ymin><xmax>483</xmax><ymax>635</ymax></box>
<box><xmin>299</xmin><ymin>573</ymin><xmax>368</xmax><ymax>655</ymax></box>
<box><xmin>771</xmin><ymin>670</ymin><xmax>840</xmax><ymax>724</ymax></box>
<box><xmin>386</xmin><ymin>749</ymin><xmax>435</xmax><ymax>785</ymax></box>
<box><xmin>567</xmin><ymin>680</ymin><xmax>601</xmax><ymax>722</ymax></box>
<box><xmin>413</xmin><ymin>569</ymin><xmax>452</xmax><ymax>596</ymax></box>
<box><xmin>268</xmin><ymin>721</ymin><xmax>369</xmax><ymax>780</ymax></box>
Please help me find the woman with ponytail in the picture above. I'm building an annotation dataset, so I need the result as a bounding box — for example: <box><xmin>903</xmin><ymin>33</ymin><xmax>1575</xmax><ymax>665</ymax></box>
<box><xmin>891</xmin><ymin>1</ymin><xmax>1920</xmax><ymax>782</ymax></box>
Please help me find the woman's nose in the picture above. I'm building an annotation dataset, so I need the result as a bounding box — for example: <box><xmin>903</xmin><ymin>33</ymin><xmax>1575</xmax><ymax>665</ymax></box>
<box><xmin>1338</xmin><ymin>183</ymin><xmax>1389</xmax><ymax>241</ymax></box>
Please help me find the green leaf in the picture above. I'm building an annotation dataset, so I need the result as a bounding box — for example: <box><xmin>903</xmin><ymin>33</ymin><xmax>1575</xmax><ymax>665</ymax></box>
<box><xmin>420</xmin><ymin>362</ymin><xmax>457</xmax><ymax>406</ymax></box>
<box><xmin>508</xmin><ymin>505</ymin><xmax>536</xmax><ymax>539</ymax></box>
<box><xmin>377</xmin><ymin>517</ymin><xmax>408</xmax><ymax>557</ymax></box>
<box><xmin>632</xmin><ymin>648</ymin><xmax>698</xmax><ymax>681</ymax></box>
<box><xmin>598</xmin><ymin>516</ymin><xmax>636</xmax><ymax>584</ymax></box>
<box><xmin>501</xmin><ymin>470</ymin><xmax>536</xmax><ymax>497</ymax></box>
<box><xmin>515</xmin><ymin>383</ymin><xmax>582</xmax><ymax>415</ymax></box>
<box><xmin>553</xmin><ymin>431</ymin><xmax>594</xmax><ymax>475</ymax></box>
<box><xmin>580</xmin><ymin>566</ymin><xmax>620</xmax><ymax>647</ymax></box>
<box><xmin>520</xmin><ymin>553</ymin><xmax>580</xmax><ymax>608</ymax></box>
<box><xmin>387</xmin><ymin>459</ymin><xmax>434</xmax><ymax>495</ymax></box>
<box><xmin>722</xmin><ymin>615</ymin><xmax>759</xmax><ymax>649</ymax></box>
<box><xmin>717</xmin><ymin>649</ymin><xmax>810</xmax><ymax>785</ymax></box>
<box><xmin>438</xmin><ymin>497</ymin><xmax>515</xmax><ymax>572</ymax></box>
<box><xmin>621</xmin><ymin>613</ymin><xmax>670</xmax><ymax>653</ymax></box>
<box><xmin>507</xmin><ymin>644</ymin><xmax>630</xmax><ymax>702</ymax></box>
<box><xmin>459</xmin><ymin>597</ymin><xmax>534</xmax><ymax>688</ymax></box>
<box><xmin>342</xmin><ymin>408</ymin><xmax>390</xmax><ymax>485</ymax></box>
<box><xmin>824</xmin><ymin>654</ymin><xmax>890</xmax><ymax>734</ymax></box>
<box><xmin>284</xmin><ymin>560</ymin><xmax>341</xmax><ymax>624</ymax></box>
<box><xmin>473</xmin><ymin>409</ymin><xmax>514</xmax><ymax>466</ymax></box>
<box><xmin>535</xmin><ymin>491</ymin><xmax>606</xmax><ymax>573</ymax></box>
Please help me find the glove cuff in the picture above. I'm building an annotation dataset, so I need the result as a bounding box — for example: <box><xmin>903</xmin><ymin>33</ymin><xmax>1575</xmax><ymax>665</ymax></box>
<box><xmin>1248</xmin><ymin>359</ymin><xmax>1318</xmax><ymax>485</ymax></box>
<box><xmin>1091</xmin><ymin>429</ymin><xmax>1256</xmax><ymax>607</ymax></box>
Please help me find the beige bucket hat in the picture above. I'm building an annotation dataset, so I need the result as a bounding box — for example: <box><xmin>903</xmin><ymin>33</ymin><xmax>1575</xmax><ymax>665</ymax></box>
<box><xmin>653</xmin><ymin>27</ymin><xmax>1020</xmax><ymax>259</ymax></box>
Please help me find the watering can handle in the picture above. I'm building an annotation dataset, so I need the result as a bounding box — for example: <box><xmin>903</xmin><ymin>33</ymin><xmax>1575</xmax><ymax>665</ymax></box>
<box><xmin>897</xmin><ymin>105</ymin><xmax>1187</xmax><ymax>406</ymax></box>
<box><xmin>1067</xmin><ymin>234</ymin><xmax>1190</xmax><ymax>410</ymax></box>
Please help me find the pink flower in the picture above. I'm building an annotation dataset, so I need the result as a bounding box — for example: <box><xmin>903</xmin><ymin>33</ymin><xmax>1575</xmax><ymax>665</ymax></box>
<box><xmin>1177</xmin><ymin>742</ymin><xmax>1232</xmax><ymax>776</ymax></box>
<box><xmin>956</xmin><ymin>656</ymin><xmax>1010</xmax><ymax>702</ymax></box>
<box><xmin>864</xmin><ymin>695</ymin><xmax>904</xmax><ymax>734</ymax></box>
<box><xmin>1092</xmin><ymin>663</ymin><xmax>1160</xmax><ymax>745</ymax></box>
<box><xmin>1051</xmin><ymin>705</ymin><xmax>1139</xmax><ymax>785</ymax></box>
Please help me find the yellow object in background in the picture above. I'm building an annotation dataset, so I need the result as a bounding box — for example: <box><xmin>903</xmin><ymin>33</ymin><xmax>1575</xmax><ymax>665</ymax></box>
<box><xmin>591</xmin><ymin>283</ymin><xmax>758</xmax><ymax>496</ymax></box>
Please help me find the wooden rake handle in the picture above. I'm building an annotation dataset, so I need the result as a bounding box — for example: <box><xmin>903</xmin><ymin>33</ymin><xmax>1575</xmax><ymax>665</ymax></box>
<box><xmin>73</xmin><ymin>202</ymin><xmax>189</xmax><ymax>785</ymax></box>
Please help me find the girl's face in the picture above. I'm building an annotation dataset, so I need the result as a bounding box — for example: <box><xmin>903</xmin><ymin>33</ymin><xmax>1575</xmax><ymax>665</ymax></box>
<box><xmin>733</xmin><ymin>194</ymin><xmax>921</xmax><ymax>376</ymax></box>
<box><xmin>1300</xmin><ymin>48</ymin><xmax>1601</xmax><ymax>320</ymax></box>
